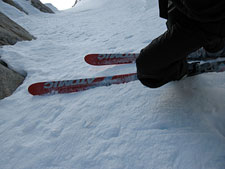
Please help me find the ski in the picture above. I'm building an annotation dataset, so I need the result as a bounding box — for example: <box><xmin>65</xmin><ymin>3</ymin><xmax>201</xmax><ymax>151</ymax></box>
<box><xmin>28</xmin><ymin>73</ymin><xmax>137</xmax><ymax>96</ymax></box>
<box><xmin>85</xmin><ymin>53</ymin><xmax>225</xmax><ymax>66</ymax></box>
<box><xmin>187</xmin><ymin>60</ymin><xmax>225</xmax><ymax>76</ymax></box>
<box><xmin>84</xmin><ymin>53</ymin><xmax>139</xmax><ymax>66</ymax></box>
<box><xmin>28</xmin><ymin>60</ymin><xmax>225</xmax><ymax>96</ymax></box>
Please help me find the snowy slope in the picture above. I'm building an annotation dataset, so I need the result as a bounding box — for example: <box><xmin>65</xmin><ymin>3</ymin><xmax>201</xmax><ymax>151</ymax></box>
<box><xmin>1</xmin><ymin>0</ymin><xmax>225</xmax><ymax>168</ymax></box>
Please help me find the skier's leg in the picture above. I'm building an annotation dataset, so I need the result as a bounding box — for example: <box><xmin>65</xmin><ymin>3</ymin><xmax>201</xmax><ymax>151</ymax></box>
<box><xmin>188</xmin><ymin>37</ymin><xmax>225</xmax><ymax>59</ymax></box>
<box><xmin>136</xmin><ymin>23</ymin><xmax>204</xmax><ymax>88</ymax></box>
<box><xmin>187</xmin><ymin>15</ymin><xmax>225</xmax><ymax>59</ymax></box>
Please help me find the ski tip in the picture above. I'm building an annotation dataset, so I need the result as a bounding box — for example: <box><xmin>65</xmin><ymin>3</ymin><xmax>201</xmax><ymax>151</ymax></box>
<box><xmin>28</xmin><ymin>84</ymin><xmax>37</xmax><ymax>95</ymax></box>
<box><xmin>28</xmin><ymin>82</ymin><xmax>47</xmax><ymax>96</ymax></box>
<box><xmin>84</xmin><ymin>54</ymin><xmax>99</xmax><ymax>66</ymax></box>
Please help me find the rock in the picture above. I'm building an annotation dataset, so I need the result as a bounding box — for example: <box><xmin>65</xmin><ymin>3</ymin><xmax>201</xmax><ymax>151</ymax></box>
<box><xmin>0</xmin><ymin>59</ymin><xmax>8</xmax><ymax>67</ymax></box>
<box><xmin>31</xmin><ymin>0</ymin><xmax>54</xmax><ymax>14</ymax></box>
<box><xmin>0</xmin><ymin>0</ymin><xmax>52</xmax><ymax>99</ymax></box>
<box><xmin>2</xmin><ymin>0</ymin><xmax>28</xmax><ymax>15</ymax></box>
<box><xmin>0</xmin><ymin>12</ymin><xmax>36</xmax><ymax>46</ymax></box>
<box><xmin>73</xmin><ymin>0</ymin><xmax>81</xmax><ymax>7</ymax></box>
<box><xmin>0</xmin><ymin>61</ymin><xmax>25</xmax><ymax>99</ymax></box>
<box><xmin>72</xmin><ymin>0</ymin><xmax>78</xmax><ymax>7</ymax></box>
<box><xmin>45</xmin><ymin>3</ymin><xmax>58</xmax><ymax>13</ymax></box>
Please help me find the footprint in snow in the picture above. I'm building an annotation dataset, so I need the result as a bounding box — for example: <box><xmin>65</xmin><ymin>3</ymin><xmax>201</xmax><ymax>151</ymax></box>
<box><xmin>124</xmin><ymin>35</ymin><xmax>134</xmax><ymax>39</ymax></box>
<box><xmin>99</xmin><ymin>127</ymin><xmax>121</xmax><ymax>140</ymax></box>
<box><xmin>22</xmin><ymin>120</ymin><xmax>40</xmax><ymax>134</ymax></box>
<box><xmin>49</xmin><ymin>127</ymin><xmax>64</xmax><ymax>138</ymax></box>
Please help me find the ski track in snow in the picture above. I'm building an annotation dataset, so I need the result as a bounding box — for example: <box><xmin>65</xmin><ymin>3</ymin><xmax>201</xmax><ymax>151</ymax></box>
<box><xmin>1</xmin><ymin>0</ymin><xmax>225</xmax><ymax>168</ymax></box>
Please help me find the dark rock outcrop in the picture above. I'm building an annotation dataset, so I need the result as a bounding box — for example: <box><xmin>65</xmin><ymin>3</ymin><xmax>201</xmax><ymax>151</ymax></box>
<box><xmin>45</xmin><ymin>3</ymin><xmax>58</xmax><ymax>12</ymax></box>
<box><xmin>72</xmin><ymin>0</ymin><xmax>78</xmax><ymax>7</ymax></box>
<box><xmin>31</xmin><ymin>0</ymin><xmax>54</xmax><ymax>13</ymax></box>
<box><xmin>0</xmin><ymin>59</ymin><xmax>8</xmax><ymax>67</ymax></box>
<box><xmin>73</xmin><ymin>0</ymin><xmax>82</xmax><ymax>7</ymax></box>
<box><xmin>2</xmin><ymin>0</ymin><xmax>28</xmax><ymax>15</ymax></box>
<box><xmin>0</xmin><ymin>60</ymin><xmax>25</xmax><ymax>99</ymax></box>
<box><xmin>0</xmin><ymin>12</ymin><xmax>32</xmax><ymax>99</ymax></box>
<box><xmin>0</xmin><ymin>0</ymin><xmax>54</xmax><ymax>99</ymax></box>
<box><xmin>0</xmin><ymin>12</ymin><xmax>36</xmax><ymax>46</ymax></box>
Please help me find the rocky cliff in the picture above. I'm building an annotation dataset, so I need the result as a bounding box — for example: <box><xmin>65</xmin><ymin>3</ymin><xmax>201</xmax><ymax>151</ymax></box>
<box><xmin>31</xmin><ymin>0</ymin><xmax>54</xmax><ymax>14</ymax></box>
<box><xmin>0</xmin><ymin>0</ymin><xmax>55</xmax><ymax>99</ymax></box>
<box><xmin>0</xmin><ymin>12</ymin><xmax>36</xmax><ymax>46</ymax></box>
<box><xmin>2</xmin><ymin>0</ymin><xmax>28</xmax><ymax>14</ymax></box>
<box><xmin>0</xmin><ymin>61</ymin><xmax>25</xmax><ymax>99</ymax></box>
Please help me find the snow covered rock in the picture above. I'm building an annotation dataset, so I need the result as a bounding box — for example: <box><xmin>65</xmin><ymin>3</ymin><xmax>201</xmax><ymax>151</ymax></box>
<box><xmin>31</xmin><ymin>0</ymin><xmax>54</xmax><ymax>14</ymax></box>
<box><xmin>0</xmin><ymin>0</ymin><xmax>26</xmax><ymax>19</ymax></box>
<box><xmin>72</xmin><ymin>0</ymin><xmax>82</xmax><ymax>7</ymax></box>
<box><xmin>0</xmin><ymin>12</ymin><xmax>35</xmax><ymax>46</ymax></box>
<box><xmin>1</xmin><ymin>0</ymin><xmax>54</xmax><ymax>16</ymax></box>
<box><xmin>0</xmin><ymin>11</ymin><xmax>31</xmax><ymax>99</ymax></box>
<box><xmin>2</xmin><ymin>0</ymin><xmax>28</xmax><ymax>14</ymax></box>
<box><xmin>44</xmin><ymin>3</ymin><xmax>58</xmax><ymax>13</ymax></box>
<box><xmin>0</xmin><ymin>61</ymin><xmax>25</xmax><ymax>99</ymax></box>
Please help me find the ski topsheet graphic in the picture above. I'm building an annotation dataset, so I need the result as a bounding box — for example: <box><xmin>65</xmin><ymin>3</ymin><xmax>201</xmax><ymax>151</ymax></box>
<box><xmin>28</xmin><ymin>53</ymin><xmax>225</xmax><ymax>95</ymax></box>
<box><xmin>85</xmin><ymin>53</ymin><xmax>139</xmax><ymax>66</ymax></box>
<box><xmin>28</xmin><ymin>73</ymin><xmax>137</xmax><ymax>95</ymax></box>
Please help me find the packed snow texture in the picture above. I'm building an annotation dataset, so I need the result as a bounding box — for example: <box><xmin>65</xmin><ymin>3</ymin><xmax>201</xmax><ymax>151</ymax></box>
<box><xmin>1</xmin><ymin>0</ymin><xmax>225</xmax><ymax>168</ymax></box>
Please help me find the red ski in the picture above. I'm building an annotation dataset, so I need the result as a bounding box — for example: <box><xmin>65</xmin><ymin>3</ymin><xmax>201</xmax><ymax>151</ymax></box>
<box><xmin>85</xmin><ymin>53</ymin><xmax>139</xmax><ymax>66</ymax></box>
<box><xmin>28</xmin><ymin>73</ymin><xmax>137</xmax><ymax>95</ymax></box>
<box><xmin>28</xmin><ymin>60</ymin><xmax>225</xmax><ymax>95</ymax></box>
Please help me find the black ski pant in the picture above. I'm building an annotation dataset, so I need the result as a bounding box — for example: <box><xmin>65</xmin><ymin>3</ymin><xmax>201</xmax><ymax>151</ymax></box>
<box><xmin>136</xmin><ymin>9</ymin><xmax>224</xmax><ymax>88</ymax></box>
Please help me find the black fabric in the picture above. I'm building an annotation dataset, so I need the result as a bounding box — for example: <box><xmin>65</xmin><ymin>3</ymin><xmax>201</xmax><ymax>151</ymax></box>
<box><xmin>158</xmin><ymin>0</ymin><xmax>225</xmax><ymax>37</ymax></box>
<box><xmin>158</xmin><ymin>0</ymin><xmax>168</xmax><ymax>19</ymax></box>
<box><xmin>171</xmin><ymin>0</ymin><xmax>225</xmax><ymax>23</ymax></box>
<box><xmin>171</xmin><ymin>0</ymin><xmax>225</xmax><ymax>40</ymax></box>
<box><xmin>136</xmin><ymin>8</ymin><xmax>205</xmax><ymax>88</ymax></box>
<box><xmin>166</xmin><ymin>4</ymin><xmax>225</xmax><ymax>52</ymax></box>
<box><xmin>158</xmin><ymin>0</ymin><xmax>225</xmax><ymax>23</ymax></box>
<box><xmin>136</xmin><ymin>1</ymin><xmax>225</xmax><ymax>88</ymax></box>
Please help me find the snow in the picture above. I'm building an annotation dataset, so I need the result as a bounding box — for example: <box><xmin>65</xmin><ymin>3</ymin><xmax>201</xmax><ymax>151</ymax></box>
<box><xmin>1</xmin><ymin>0</ymin><xmax>225</xmax><ymax>168</ymax></box>
<box><xmin>0</xmin><ymin>0</ymin><xmax>26</xmax><ymax>18</ymax></box>
<box><xmin>13</xmin><ymin>0</ymin><xmax>41</xmax><ymax>15</ymax></box>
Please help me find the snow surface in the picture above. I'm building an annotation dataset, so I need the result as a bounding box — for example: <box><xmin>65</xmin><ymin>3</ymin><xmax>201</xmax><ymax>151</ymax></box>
<box><xmin>13</xmin><ymin>0</ymin><xmax>41</xmax><ymax>15</ymax></box>
<box><xmin>1</xmin><ymin>0</ymin><xmax>225</xmax><ymax>168</ymax></box>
